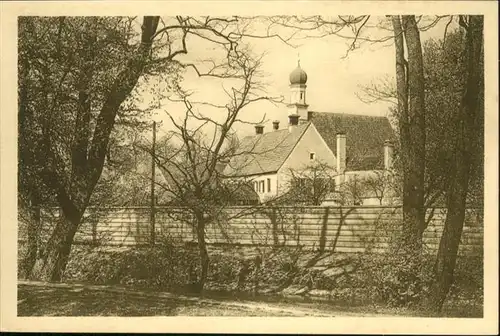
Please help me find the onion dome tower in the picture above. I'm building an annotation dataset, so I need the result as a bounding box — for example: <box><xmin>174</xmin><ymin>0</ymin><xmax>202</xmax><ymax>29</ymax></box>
<box><xmin>289</xmin><ymin>60</ymin><xmax>308</xmax><ymax>85</ymax></box>
<box><xmin>287</xmin><ymin>60</ymin><xmax>309</xmax><ymax>122</ymax></box>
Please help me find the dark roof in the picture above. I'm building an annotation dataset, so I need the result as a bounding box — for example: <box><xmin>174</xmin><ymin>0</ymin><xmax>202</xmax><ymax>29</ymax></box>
<box><xmin>310</xmin><ymin>112</ymin><xmax>395</xmax><ymax>171</ymax></box>
<box><xmin>289</xmin><ymin>62</ymin><xmax>308</xmax><ymax>85</ymax></box>
<box><xmin>223</xmin><ymin>123</ymin><xmax>310</xmax><ymax>176</ymax></box>
<box><xmin>224</xmin><ymin>183</ymin><xmax>260</xmax><ymax>203</ymax></box>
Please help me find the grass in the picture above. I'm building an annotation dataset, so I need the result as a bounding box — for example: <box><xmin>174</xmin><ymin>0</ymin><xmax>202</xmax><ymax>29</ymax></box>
<box><xmin>17</xmin><ymin>282</ymin><xmax>330</xmax><ymax>317</ymax></box>
<box><xmin>17</xmin><ymin>282</ymin><xmax>482</xmax><ymax>317</ymax></box>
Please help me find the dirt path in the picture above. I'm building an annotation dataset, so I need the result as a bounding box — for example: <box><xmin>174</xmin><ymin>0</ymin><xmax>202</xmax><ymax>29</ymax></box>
<box><xmin>17</xmin><ymin>280</ymin><xmax>391</xmax><ymax>317</ymax></box>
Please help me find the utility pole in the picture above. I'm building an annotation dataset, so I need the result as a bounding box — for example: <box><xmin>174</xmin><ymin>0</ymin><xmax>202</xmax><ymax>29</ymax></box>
<box><xmin>150</xmin><ymin>121</ymin><xmax>156</xmax><ymax>246</ymax></box>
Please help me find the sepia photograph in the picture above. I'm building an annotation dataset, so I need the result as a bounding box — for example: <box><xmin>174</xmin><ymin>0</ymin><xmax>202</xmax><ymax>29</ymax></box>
<box><xmin>0</xmin><ymin>1</ymin><xmax>498</xmax><ymax>334</ymax></box>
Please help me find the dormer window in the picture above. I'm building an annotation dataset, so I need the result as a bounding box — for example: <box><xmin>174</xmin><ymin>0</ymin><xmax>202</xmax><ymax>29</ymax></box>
<box><xmin>309</xmin><ymin>152</ymin><xmax>316</xmax><ymax>160</ymax></box>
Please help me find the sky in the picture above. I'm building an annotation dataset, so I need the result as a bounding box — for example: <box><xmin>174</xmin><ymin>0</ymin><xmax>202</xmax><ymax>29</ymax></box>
<box><xmin>142</xmin><ymin>16</ymin><xmax>458</xmax><ymax>140</ymax></box>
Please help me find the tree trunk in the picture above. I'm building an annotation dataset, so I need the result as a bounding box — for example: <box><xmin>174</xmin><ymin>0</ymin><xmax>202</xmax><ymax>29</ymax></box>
<box><xmin>20</xmin><ymin>194</ymin><xmax>41</xmax><ymax>279</ymax></box>
<box><xmin>195</xmin><ymin>215</ymin><xmax>209</xmax><ymax>292</ymax></box>
<box><xmin>391</xmin><ymin>15</ymin><xmax>426</xmax><ymax>255</ymax></box>
<box><xmin>429</xmin><ymin>15</ymin><xmax>484</xmax><ymax>312</ymax></box>
<box><xmin>402</xmin><ymin>15</ymin><xmax>427</xmax><ymax>253</ymax></box>
<box><xmin>388</xmin><ymin>15</ymin><xmax>427</xmax><ymax>306</ymax></box>
<box><xmin>18</xmin><ymin>43</ymin><xmax>40</xmax><ymax>279</ymax></box>
<box><xmin>31</xmin><ymin>208</ymin><xmax>82</xmax><ymax>282</ymax></box>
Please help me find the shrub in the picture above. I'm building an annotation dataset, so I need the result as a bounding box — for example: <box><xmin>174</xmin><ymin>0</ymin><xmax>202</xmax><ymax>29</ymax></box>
<box><xmin>64</xmin><ymin>241</ymin><xmax>200</xmax><ymax>290</ymax></box>
<box><xmin>443</xmin><ymin>255</ymin><xmax>483</xmax><ymax>312</ymax></box>
<box><xmin>257</xmin><ymin>247</ymin><xmax>300</xmax><ymax>284</ymax></box>
<box><xmin>61</xmin><ymin>241</ymin><xmax>482</xmax><ymax>313</ymax></box>
<box><xmin>206</xmin><ymin>251</ymin><xmax>242</xmax><ymax>290</ymax></box>
<box><xmin>361</xmin><ymin>253</ymin><xmax>433</xmax><ymax>307</ymax></box>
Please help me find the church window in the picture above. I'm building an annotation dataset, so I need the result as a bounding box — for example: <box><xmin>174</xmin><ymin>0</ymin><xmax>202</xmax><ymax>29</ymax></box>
<box><xmin>309</xmin><ymin>152</ymin><xmax>315</xmax><ymax>160</ymax></box>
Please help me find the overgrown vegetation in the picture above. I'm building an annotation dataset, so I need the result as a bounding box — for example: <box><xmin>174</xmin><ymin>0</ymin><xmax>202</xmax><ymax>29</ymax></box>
<box><xmin>40</xmin><ymin>239</ymin><xmax>481</xmax><ymax>317</ymax></box>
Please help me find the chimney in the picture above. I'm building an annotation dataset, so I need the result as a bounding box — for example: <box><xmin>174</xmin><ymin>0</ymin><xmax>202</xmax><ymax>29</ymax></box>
<box><xmin>272</xmin><ymin>120</ymin><xmax>280</xmax><ymax>131</ymax></box>
<box><xmin>255</xmin><ymin>125</ymin><xmax>264</xmax><ymax>135</ymax></box>
<box><xmin>288</xmin><ymin>114</ymin><xmax>299</xmax><ymax>132</ymax></box>
<box><xmin>336</xmin><ymin>132</ymin><xmax>346</xmax><ymax>173</ymax></box>
<box><xmin>384</xmin><ymin>140</ymin><xmax>394</xmax><ymax>170</ymax></box>
<box><xmin>307</xmin><ymin>111</ymin><xmax>314</xmax><ymax>121</ymax></box>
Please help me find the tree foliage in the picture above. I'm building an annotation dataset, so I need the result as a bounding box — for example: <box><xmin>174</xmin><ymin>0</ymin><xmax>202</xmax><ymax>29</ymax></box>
<box><xmin>359</xmin><ymin>25</ymin><xmax>483</xmax><ymax>210</ymax></box>
<box><xmin>18</xmin><ymin>16</ymin><xmax>165</xmax><ymax>279</ymax></box>
<box><xmin>429</xmin><ymin>15</ymin><xmax>484</xmax><ymax>312</ymax></box>
<box><xmin>422</xmin><ymin>28</ymin><xmax>483</xmax><ymax>209</ymax></box>
<box><xmin>18</xmin><ymin>15</ymin><xmax>275</xmax><ymax>281</ymax></box>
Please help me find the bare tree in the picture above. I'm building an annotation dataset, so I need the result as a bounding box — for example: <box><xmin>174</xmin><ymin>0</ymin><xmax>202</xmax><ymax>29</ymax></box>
<box><xmin>281</xmin><ymin>162</ymin><xmax>396</xmax><ymax>206</ymax></box>
<box><xmin>281</xmin><ymin>161</ymin><xmax>337</xmax><ymax>206</ymax></box>
<box><xmin>339</xmin><ymin>175</ymin><xmax>367</xmax><ymax>206</ymax></box>
<box><xmin>141</xmin><ymin>50</ymin><xmax>280</xmax><ymax>291</ymax></box>
<box><xmin>362</xmin><ymin>170</ymin><xmax>399</xmax><ymax>205</ymax></box>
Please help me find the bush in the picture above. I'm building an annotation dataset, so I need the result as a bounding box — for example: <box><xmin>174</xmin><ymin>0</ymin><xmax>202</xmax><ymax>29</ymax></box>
<box><xmin>60</xmin><ymin>241</ymin><xmax>482</xmax><ymax>313</ymax></box>
<box><xmin>64</xmin><ymin>242</ymin><xmax>200</xmax><ymax>290</ymax></box>
<box><xmin>255</xmin><ymin>247</ymin><xmax>301</xmax><ymax>286</ymax></box>
<box><xmin>361</xmin><ymin>253</ymin><xmax>433</xmax><ymax>306</ymax></box>
<box><xmin>205</xmin><ymin>246</ymin><xmax>303</xmax><ymax>292</ymax></box>
<box><xmin>206</xmin><ymin>251</ymin><xmax>242</xmax><ymax>290</ymax></box>
<box><xmin>443</xmin><ymin>255</ymin><xmax>483</xmax><ymax>314</ymax></box>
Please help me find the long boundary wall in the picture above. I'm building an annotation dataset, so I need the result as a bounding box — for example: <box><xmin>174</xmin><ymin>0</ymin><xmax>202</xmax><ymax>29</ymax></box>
<box><xmin>20</xmin><ymin>206</ymin><xmax>483</xmax><ymax>255</ymax></box>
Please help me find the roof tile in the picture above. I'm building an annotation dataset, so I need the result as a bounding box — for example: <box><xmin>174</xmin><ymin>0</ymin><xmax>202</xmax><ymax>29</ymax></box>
<box><xmin>311</xmin><ymin>112</ymin><xmax>395</xmax><ymax>170</ymax></box>
<box><xmin>224</xmin><ymin>123</ymin><xmax>310</xmax><ymax>176</ymax></box>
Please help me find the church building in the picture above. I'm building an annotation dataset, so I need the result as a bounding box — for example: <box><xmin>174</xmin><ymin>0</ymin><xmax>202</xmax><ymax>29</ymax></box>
<box><xmin>223</xmin><ymin>61</ymin><xmax>397</xmax><ymax>205</ymax></box>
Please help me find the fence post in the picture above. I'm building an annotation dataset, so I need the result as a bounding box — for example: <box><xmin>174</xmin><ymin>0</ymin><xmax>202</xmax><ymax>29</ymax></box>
<box><xmin>271</xmin><ymin>207</ymin><xmax>279</xmax><ymax>246</ymax></box>
<box><xmin>319</xmin><ymin>206</ymin><xmax>330</xmax><ymax>252</ymax></box>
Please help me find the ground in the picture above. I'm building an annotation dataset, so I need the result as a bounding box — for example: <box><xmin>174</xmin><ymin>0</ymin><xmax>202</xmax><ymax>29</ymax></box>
<box><xmin>16</xmin><ymin>246</ymin><xmax>483</xmax><ymax>318</ymax></box>
<box><xmin>18</xmin><ymin>281</ymin><xmax>414</xmax><ymax>317</ymax></box>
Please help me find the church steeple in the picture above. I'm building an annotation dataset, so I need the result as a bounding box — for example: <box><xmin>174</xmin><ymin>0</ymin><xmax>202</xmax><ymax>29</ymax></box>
<box><xmin>288</xmin><ymin>59</ymin><xmax>309</xmax><ymax>122</ymax></box>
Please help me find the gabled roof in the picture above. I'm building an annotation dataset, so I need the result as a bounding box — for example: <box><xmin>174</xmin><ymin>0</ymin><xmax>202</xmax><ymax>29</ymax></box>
<box><xmin>223</xmin><ymin>123</ymin><xmax>310</xmax><ymax>177</ymax></box>
<box><xmin>157</xmin><ymin>160</ymin><xmax>260</xmax><ymax>204</ymax></box>
<box><xmin>310</xmin><ymin>112</ymin><xmax>395</xmax><ymax>171</ymax></box>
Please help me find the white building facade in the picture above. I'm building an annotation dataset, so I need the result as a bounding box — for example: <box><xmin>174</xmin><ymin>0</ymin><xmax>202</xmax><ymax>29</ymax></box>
<box><xmin>224</xmin><ymin>61</ymin><xmax>398</xmax><ymax>205</ymax></box>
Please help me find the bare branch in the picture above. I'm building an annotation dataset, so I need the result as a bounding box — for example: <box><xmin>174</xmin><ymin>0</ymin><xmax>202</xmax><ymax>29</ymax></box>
<box><xmin>442</xmin><ymin>16</ymin><xmax>454</xmax><ymax>49</ymax></box>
